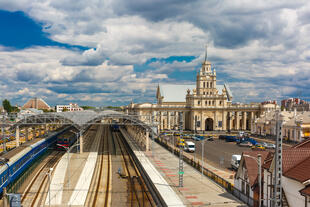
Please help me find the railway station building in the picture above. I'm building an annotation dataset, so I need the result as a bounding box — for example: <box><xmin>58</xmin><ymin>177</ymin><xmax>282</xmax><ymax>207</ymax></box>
<box><xmin>124</xmin><ymin>58</ymin><xmax>278</xmax><ymax>132</ymax></box>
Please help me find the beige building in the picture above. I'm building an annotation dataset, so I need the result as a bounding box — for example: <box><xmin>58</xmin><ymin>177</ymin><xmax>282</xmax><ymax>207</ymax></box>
<box><xmin>124</xmin><ymin>59</ymin><xmax>277</xmax><ymax>132</ymax></box>
<box><xmin>253</xmin><ymin>110</ymin><xmax>310</xmax><ymax>142</ymax></box>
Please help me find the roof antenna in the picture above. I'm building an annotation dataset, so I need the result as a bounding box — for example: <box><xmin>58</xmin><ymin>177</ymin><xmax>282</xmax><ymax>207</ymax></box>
<box><xmin>204</xmin><ymin>44</ymin><xmax>208</xmax><ymax>62</ymax></box>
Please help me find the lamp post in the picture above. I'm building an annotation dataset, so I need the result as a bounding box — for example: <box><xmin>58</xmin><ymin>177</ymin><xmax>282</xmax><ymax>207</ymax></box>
<box><xmin>56</xmin><ymin>143</ymin><xmax>79</xmax><ymax>189</ymax></box>
<box><xmin>0</xmin><ymin>157</ymin><xmax>10</xmax><ymax>207</ymax></box>
<box><xmin>70</xmin><ymin>130</ymin><xmax>80</xmax><ymax>153</ymax></box>
<box><xmin>47</xmin><ymin>168</ymin><xmax>53</xmax><ymax>207</ymax></box>
<box><xmin>243</xmin><ymin>154</ymin><xmax>262</xmax><ymax>207</ymax></box>
<box><xmin>201</xmin><ymin>139</ymin><xmax>205</xmax><ymax>179</ymax></box>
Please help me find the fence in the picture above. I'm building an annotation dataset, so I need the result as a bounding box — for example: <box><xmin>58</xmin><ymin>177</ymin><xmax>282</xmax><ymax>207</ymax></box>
<box><xmin>156</xmin><ymin>137</ymin><xmax>260</xmax><ymax>207</ymax></box>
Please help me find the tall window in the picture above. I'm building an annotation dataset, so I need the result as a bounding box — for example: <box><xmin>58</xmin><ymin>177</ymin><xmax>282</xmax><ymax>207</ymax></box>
<box><xmin>210</xmin><ymin>82</ymin><xmax>213</xmax><ymax>88</ymax></box>
<box><xmin>207</xmin><ymin>82</ymin><xmax>209</xmax><ymax>88</ymax></box>
<box><xmin>203</xmin><ymin>82</ymin><xmax>205</xmax><ymax>88</ymax></box>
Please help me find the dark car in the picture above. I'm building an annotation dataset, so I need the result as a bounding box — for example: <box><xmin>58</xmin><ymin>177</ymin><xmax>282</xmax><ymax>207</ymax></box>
<box><xmin>206</xmin><ymin>136</ymin><xmax>214</xmax><ymax>141</ymax></box>
<box><xmin>219</xmin><ymin>135</ymin><xmax>227</xmax><ymax>140</ymax></box>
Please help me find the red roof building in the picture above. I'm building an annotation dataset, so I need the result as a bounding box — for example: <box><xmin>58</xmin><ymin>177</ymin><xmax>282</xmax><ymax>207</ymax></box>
<box><xmin>262</xmin><ymin>146</ymin><xmax>310</xmax><ymax>207</ymax></box>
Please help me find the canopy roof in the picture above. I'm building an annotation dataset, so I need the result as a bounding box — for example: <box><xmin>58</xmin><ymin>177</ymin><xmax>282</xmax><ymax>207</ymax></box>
<box><xmin>11</xmin><ymin>110</ymin><xmax>155</xmax><ymax>133</ymax></box>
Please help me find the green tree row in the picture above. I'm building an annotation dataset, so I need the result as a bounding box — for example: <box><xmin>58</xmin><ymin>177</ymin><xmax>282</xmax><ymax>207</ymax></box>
<box><xmin>2</xmin><ymin>99</ymin><xmax>19</xmax><ymax>113</ymax></box>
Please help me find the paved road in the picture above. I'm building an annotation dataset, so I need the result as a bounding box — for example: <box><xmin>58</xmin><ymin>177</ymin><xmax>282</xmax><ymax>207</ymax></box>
<box><xmin>165</xmin><ymin>135</ymin><xmax>275</xmax><ymax>172</ymax></box>
<box><xmin>192</xmin><ymin>139</ymin><xmax>253</xmax><ymax>171</ymax></box>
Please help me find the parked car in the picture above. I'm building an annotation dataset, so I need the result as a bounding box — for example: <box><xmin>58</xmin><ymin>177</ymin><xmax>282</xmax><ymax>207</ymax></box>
<box><xmin>238</xmin><ymin>141</ymin><xmax>252</xmax><ymax>147</ymax></box>
<box><xmin>192</xmin><ymin>135</ymin><xmax>204</xmax><ymax>141</ymax></box>
<box><xmin>219</xmin><ymin>135</ymin><xmax>227</xmax><ymax>140</ymax></box>
<box><xmin>192</xmin><ymin>136</ymin><xmax>200</xmax><ymax>141</ymax></box>
<box><xmin>184</xmin><ymin>141</ymin><xmax>195</xmax><ymax>152</ymax></box>
<box><xmin>226</xmin><ymin>136</ymin><xmax>237</xmax><ymax>142</ymax></box>
<box><xmin>205</xmin><ymin>136</ymin><xmax>214</xmax><ymax>141</ymax></box>
<box><xmin>231</xmin><ymin>155</ymin><xmax>241</xmax><ymax>170</ymax></box>
<box><xmin>252</xmin><ymin>143</ymin><xmax>266</xmax><ymax>150</ymax></box>
<box><xmin>264</xmin><ymin>143</ymin><xmax>276</xmax><ymax>149</ymax></box>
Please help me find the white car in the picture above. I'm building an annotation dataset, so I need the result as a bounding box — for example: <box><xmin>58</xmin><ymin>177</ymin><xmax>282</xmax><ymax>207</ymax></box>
<box><xmin>264</xmin><ymin>143</ymin><xmax>276</xmax><ymax>149</ymax></box>
<box><xmin>231</xmin><ymin>155</ymin><xmax>241</xmax><ymax>170</ymax></box>
<box><xmin>184</xmin><ymin>141</ymin><xmax>195</xmax><ymax>152</ymax></box>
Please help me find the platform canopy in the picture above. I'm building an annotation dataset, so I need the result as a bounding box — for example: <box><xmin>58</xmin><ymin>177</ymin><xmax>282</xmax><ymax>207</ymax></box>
<box><xmin>10</xmin><ymin>110</ymin><xmax>155</xmax><ymax>133</ymax></box>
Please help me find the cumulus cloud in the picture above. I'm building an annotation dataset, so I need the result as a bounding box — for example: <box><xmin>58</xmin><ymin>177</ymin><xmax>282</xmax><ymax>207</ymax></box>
<box><xmin>1</xmin><ymin>0</ymin><xmax>310</xmax><ymax>105</ymax></box>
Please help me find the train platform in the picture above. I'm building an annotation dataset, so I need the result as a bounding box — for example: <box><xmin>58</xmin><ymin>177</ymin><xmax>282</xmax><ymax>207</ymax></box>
<box><xmin>121</xmin><ymin>129</ymin><xmax>245</xmax><ymax>207</ymax></box>
<box><xmin>45</xmin><ymin>126</ymin><xmax>102</xmax><ymax>206</ymax></box>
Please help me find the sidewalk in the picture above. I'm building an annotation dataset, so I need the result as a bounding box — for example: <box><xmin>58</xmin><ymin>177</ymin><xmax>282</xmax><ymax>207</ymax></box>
<box><xmin>146</xmin><ymin>141</ymin><xmax>246</xmax><ymax>206</ymax></box>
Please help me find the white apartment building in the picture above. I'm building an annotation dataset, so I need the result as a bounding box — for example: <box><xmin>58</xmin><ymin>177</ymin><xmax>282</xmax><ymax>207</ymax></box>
<box><xmin>56</xmin><ymin>103</ymin><xmax>84</xmax><ymax>112</ymax></box>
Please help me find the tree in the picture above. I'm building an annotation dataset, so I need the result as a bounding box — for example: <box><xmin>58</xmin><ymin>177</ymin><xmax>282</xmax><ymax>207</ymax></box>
<box><xmin>62</xmin><ymin>108</ymin><xmax>69</xmax><ymax>112</ymax></box>
<box><xmin>2</xmin><ymin>99</ymin><xmax>12</xmax><ymax>113</ymax></box>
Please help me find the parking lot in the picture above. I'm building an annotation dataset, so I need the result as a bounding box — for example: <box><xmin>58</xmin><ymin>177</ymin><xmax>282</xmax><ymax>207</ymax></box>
<box><xmin>163</xmin><ymin>134</ymin><xmax>276</xmax><ymax>172</ymax></box>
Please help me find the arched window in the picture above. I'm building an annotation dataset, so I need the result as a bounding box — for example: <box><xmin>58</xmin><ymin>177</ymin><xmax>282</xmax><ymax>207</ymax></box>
<box><xmin>207</xmin><ymin>82</ymin><xmax>209</xmax><ymax>88</ymax></box>
<box><xmin>203</xmin><ymin>82</ymin><xmax>205</xmax><ymax>88</ymax></box>
<box><xmin>210</xmin><ymin>82</ymin><xmax>213</xmax><ymax>88</ymax></box>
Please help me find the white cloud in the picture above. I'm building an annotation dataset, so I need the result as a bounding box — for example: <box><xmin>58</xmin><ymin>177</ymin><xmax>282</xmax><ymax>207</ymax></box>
<box><xmin>1</xmin><ymin>0</ymin><xmax>310</xmax><ymax>105</ymax></box>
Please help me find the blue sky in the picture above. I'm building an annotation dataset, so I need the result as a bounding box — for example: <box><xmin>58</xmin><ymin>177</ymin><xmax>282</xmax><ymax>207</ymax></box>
<box><xmin>0</xmin><ymin>1</ymin><xmax>310</xmax><ymax>106</ymax></box>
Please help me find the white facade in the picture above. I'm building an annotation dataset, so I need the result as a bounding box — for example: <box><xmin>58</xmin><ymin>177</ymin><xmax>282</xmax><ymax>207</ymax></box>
<box><xmin>56</xmin><ymin>103</ymin><xmax>83</xmax><ymax>112</ymax></box>
<box><xmin>282</xmin><ymin>176</ymin><xmax>306</xmax><ymax>207</ymax></box>
<box><xmin>263</xmin><ymin>169</ymin><xmax>309</xmax><ymax>207</ymax></box>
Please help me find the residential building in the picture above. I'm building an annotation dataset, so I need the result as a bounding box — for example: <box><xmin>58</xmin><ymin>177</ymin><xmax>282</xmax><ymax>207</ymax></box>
<box><xmin>262</xmin><ymin>140</ymin><xmax>310</xmax><ymax>207</ymax></box>
<box><xmin>56</xmin><ymin>103</ymin><xmax>84</xmax><ymax>112</ymax></box>
<box><xmin>282</xmin><ymin>98</ymin><xmax>310</xmax><ymax>111</ymax></box>
<box><xmin>234</xmin><ymin>151</ymin><xmax>269</xmax><ymax>207</ymax></box>
<box><xmin>253</xmin><ymin>110</ymin><xmax>310</xmax><ymax>142</ymax></box>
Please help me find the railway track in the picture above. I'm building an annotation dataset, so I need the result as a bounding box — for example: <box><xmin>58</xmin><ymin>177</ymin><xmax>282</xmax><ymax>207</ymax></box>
<box><xmin>21</xmin><ymin>150</ymin><xmax>64</xmax><ymax>206</ymax></box>
<box><xmin>86</xmin><ymin>125</ymin><xmax>112</xmax><ymax>207</ymax></box>
<box><xmin>114</xmin><ymin>131</ymin><xmax>156</xmax><ymax>207</ymax></box>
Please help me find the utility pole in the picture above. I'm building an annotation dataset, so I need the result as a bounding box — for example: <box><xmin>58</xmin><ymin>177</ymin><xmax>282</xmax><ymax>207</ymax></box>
<box><xmin>201</xmin><ymin>140</ymin><xmax>205</xmax><ymax>179</ymax></box>
<box><xmin>258</xmin><ymin>154</ymin><xmax>262</xmax><ymax>207</ymax></box>
<box><xmin>274</xmin><ymin>110</ymin><xmax>283</xmax><ymax>207</ymax></box>
<box><xmin>47</xmin><ymin>168</ymin><xmax>53</xmax><ymax>207</ymax></box>
<box><xmin>178</xmin><ymin>112</ymin><xmax>184</xmax><ymax>187</ymax></box>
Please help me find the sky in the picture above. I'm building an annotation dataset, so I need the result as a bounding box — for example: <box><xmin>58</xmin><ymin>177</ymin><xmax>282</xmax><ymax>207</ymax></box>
<box><xmin>1</xmin><ymin>1</ymin><xmax>310</xmax><ymax>107</ymax></box>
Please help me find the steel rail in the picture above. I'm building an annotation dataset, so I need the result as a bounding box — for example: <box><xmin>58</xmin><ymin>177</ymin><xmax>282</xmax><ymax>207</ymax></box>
<box><xmin>119</xmin><ymin>129</ymin><xmax>167</xmax><ymax>207</ymax></box>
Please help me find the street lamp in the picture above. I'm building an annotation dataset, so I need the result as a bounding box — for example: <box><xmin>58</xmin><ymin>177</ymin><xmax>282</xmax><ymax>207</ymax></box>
<box><xmin>56</xmin><ymin>143</ymin><xmax>79</xmax><ymax>189</ymax></box>
<box><xmin>47</xmin><ymin>168</ymin><xmax>53</xmax><ymax>207</ymax></box>
<box><xmin>70</xmin><ymin>130</ymin><xmax>80</xmax><ymax>153</ymax></box>
<box><xmin>243</xmin><ymin>154</ymin><xmax>262</xmax><ymax>207</ymax></box>
<box><xmin>0</xmin><ymin>157</ymin><xmax>10</xmax><ymax>207</ymax></box>
<box><xmin>201</xmin><ymin>139</ymin><xmax>205</xmax><ymax>179</ymax></box>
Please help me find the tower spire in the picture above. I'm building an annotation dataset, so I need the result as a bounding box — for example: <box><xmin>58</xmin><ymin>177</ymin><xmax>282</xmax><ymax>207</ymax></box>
<box><xmin>204</xmin><ymin>44</ymin><xmax>208</xmax><ymax>62</ymax></box>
